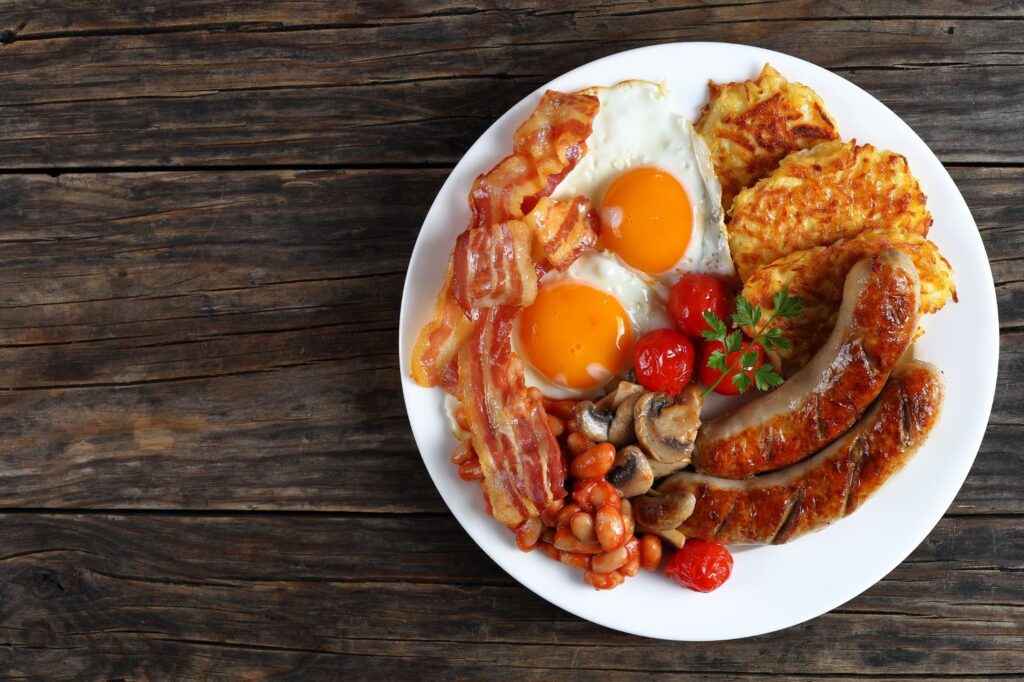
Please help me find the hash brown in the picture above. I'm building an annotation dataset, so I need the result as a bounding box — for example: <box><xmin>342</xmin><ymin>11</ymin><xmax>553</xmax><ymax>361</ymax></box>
<box><xmin>728</xmin><ymin>140</ymin><xmax>933</xmax><ymax>281</ymax></box>
<box><xmin>742</xmin><ymin>226</ymin><xmax>956</xmax><ymax>374</ymax></box>
<box><xmin>696</xmin><ymin>64</ymin><xmax>839</xmax><ymax>212</ymax></box>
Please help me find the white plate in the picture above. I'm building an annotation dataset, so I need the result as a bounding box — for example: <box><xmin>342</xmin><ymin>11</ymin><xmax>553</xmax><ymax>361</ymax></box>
<box><xmin>398</xmin><ymin>43</ymin><xmax>998</xmax><ymax>640</ymax></box>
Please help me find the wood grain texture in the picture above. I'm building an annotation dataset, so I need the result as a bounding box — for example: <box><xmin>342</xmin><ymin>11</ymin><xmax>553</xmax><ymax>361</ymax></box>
<box><xmin>0</xmin><ymin>1</ymin><xmax>1019</xmax><ymax>678</ymax></box>
<box><xmin>0</xmin><ymin>167</ymin><xmax>1015</xmax><ymax>513</ymax></box>
<box><xmin>0</xmin><ymin>513</ymin><xmax>1020</xmax><ymax>679</ymax></box>
<box><xmin>0</xmin><ymin>4</ymin><xmax>1021</xmax><ymax>167</ymax></box>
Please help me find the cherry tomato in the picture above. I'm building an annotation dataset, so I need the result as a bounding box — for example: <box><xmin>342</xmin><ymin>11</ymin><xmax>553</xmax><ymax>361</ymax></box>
<box><xmin>633</xmin><ymin>329</ymin><xmax>695</xmax><ymax>395</ymax></box>
<box><xmin>698</xmin><ymin>338</ymin><xmax>766</xmax><ymax>396</ymax></box>
<box><xmin>668</xmin><ymin>274</ymin><xmax>731</xmax><ymax>338</ymax></box>
<box><xmin>664</xmin><ymin>538</ymin><xmax>733</xmax><ymax>592</ymax></box>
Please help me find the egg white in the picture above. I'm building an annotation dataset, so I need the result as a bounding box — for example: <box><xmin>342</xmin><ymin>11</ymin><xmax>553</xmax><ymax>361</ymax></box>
<box><xmin>513</xmin><ymin>250</ymin><xmax>671</xmax><ymax>399</ymax></box>
<box><xmin>551</xmin><ymin>80</ymin><xmax>734</xmax><ymax>282</ymax></box>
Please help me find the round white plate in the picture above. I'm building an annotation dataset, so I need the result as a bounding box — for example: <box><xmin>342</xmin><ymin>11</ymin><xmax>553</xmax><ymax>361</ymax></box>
<box><xmin>398</xmin><ymin>43</ymin><xmax>998</xmax><ymax>640</ymax></box>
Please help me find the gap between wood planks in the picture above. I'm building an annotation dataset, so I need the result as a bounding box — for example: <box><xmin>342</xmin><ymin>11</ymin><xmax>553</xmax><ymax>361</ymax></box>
<box><xmin>0</xmin><ymin>161</ymin><xmax>1020</xmax><ymax>178</ymax></box>
<box><xmin>0</xmin><ymin>508</ymin><xmax>1016</xmax><ymax>518</ymax></box>
<box><xmin>2</xmin><ymin>13</ymin><xmax>1022</xmax><ymax>46</ymax></box>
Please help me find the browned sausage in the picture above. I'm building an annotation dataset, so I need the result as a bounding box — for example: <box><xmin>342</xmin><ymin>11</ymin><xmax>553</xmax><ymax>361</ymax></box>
<box><xmin>659</xmin><ymin>360</ymin><xmax>944</xmax><ymax>544</ymax></box>
<box><xmin>692</xmin><ymin>249</ymin><xmax>921</xmax><ymax>479</ymax></box>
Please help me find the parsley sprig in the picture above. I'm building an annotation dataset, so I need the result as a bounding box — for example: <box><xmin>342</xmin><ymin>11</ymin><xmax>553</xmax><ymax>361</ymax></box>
<box><xmin>700</xmin><ymin>289</ymin><xmax>804</xmax><ymax>396</ymax></box>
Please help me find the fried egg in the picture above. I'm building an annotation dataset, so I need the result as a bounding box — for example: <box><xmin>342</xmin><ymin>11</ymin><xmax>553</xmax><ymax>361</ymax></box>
<box><xmin>551</xmin><ymin>80</ymin><xmax>733</xmax><ymax>282</ymax></box>
<box><xmin>514</xmin><ymin>250</ymin><xmax>670</xmax><ymax>399</ymax></box>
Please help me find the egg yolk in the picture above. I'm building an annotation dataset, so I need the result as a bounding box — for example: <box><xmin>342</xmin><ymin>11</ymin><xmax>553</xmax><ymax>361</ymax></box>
<box><xmin>600</xmin><ymin>166</ymin><xmax>692</xmax><ymax>274</ymax></box>
<box><xmin>518</xmin><ymin>282</ymin><xmax>633</xmax><ymax>390</ymax></box>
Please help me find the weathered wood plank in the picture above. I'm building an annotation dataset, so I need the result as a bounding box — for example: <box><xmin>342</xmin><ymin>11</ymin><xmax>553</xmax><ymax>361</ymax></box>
<box><xmin>4</xmin><ymin>0</ymin><xmax>1022</xmax><ymax>39</ymax></box>
<box><xmin>0</xmin><ymin>513</ymin><xmax>1019</xmax><ymax>678</ymax></box>
<box><xmin>0</xmin><ymin>167</ymin><xmax>1015</xmax><ymax>511</ymax></box>
<box><xmin>0</xmin><ymin>10</ymin><xmax>1021</xmax><ymax>166</ymax></box>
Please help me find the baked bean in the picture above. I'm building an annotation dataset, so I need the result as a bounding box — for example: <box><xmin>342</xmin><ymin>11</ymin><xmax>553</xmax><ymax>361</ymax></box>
<box><xmin>592</xmin><ymin>544</ymin><xmax>629</xmax><ymax>574</ymax></box>
<box><xmin>570</xmin><ymin>443</ymin><xmax>616</xmax><ymax>480</ymax></box>
<box><xmin>639</xmin><ymin>534</ymin><xmax>663</xmax><ymax>571</ymax></box>
<box><xmin>620</xmin><ymin>498</ymin><xmax>635</xmax><ymax>539</ymax></box>
<box><xmin>584</xmin><ymin>569</ymin><xmax>625</xmax><ymax>590</ymax></box>
<box><xmin>457</xmin><ymin>458</ymin><xmax>483</xmax><ymax>481</ymax></box>
<box><xmin>621</xmin><ymin>557</ymin><xmax>640</xmax><ymax>577</ymax></box>
<box><xmin>540</xmin><ymin>498</ymin><xmax>565</xmax><ymax>527</ymax></box>
<box><xmin>570</xmin><ymin>512</ymin><xmax>597</xmax><ymax>544</ymax></box>
<box><xmin>553</xmin><ymin>526</ymin><xmax>602</xmax><ymax>554</ymax></box>
<box><xmin>538</xmin><ymin>541</ymin><xmax>561</xmax><ymax>561</ymax></box>
<box><xmin>546</xmin><ymin>414</ymin><xmax>566</xmax><ymax>438</ymax></box>
<box><xmin>541</xmin><ymin>527</ymin><xmax>556</xmax><ymax>545</ymax></box>
<box><xmin>455</xmin><ymin>406</ymin><xmax>472</xmax><ymax>432</ymax></box>
<box><xmin>566</xmin><ymin>432</ymin><xmax>593</xmax><ymax>456</ymax></box>
<box><xmin>515</xmin><ymin>517</ymin><xmax>542</xmax><ymax>552</ymax></box>
<box><xmin>572</xmin><ymin>480</ymin><xmax>621</xmax><ymax>513</ymax></box>
<box><xmin>595</xmin><ymin>505</ymin><xmax>626</xmax><ymax>551</ymax></box>
<box><xmin>589</xmin><ymin>482</ymin><xmax>619</xmax><ymax>508</ymax></box>
<box><xmin>558</xmin><ymin>551</ymin><xmax>591</xmax><ymax>570</ymax></box>
<box><xmin>450</xmin><ymin>442</ymin><xmax>474</xmax><ymax>465</ymax></box>
<box><xmin>556</xmin><ymin>502</ymin><xmax>582</xmax><ymax>528</ymax></box>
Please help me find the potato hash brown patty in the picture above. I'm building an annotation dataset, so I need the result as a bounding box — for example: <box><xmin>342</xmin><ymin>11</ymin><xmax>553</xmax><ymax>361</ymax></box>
<box><xmin>742</xmin><ymin>226</ymin><xmax>956</xmax><ymax>374</ymax></box>
<box><xmin>696</xmin><ymin>64</ymin><xmax>839</xmax><ymax>212</ymax></box>
<box><xmin>728</xmin><ymin>140</ymin><xmax>933</xmax><ymax>281</ymax></box>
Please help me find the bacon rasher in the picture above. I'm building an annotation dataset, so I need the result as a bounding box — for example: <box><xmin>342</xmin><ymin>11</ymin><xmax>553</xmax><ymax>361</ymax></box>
<box><xmin>458</xmin><ymin>307</ymin><xmax>567</xmax><ymax>527</ymax></box>
<box><xmin>411</xmin><ymin>89</ymin><xmax>600</xmax><ymax>526</ymax></box>
<box><xmin>452</xmin><ymin>221</ymin><xmax>538</xmax><ymax>313</ymax></box>
<box><xmin>411</xmin><ymin>88</ymin><xmax>600</xmax><ymax>391</ymax></box>
<box><xmin>525</xmin><ymin>196</ymin><xmax>599</xmax><ymax>272</ymax></box>
<box><xmin>469</xmin><ymin>90</ymin><xmax>600</xmax><ymax>230</ymax></box>
<box><xmin>515</xmin><ymin>90</ymin><xmax>601</xmax><ymax>209</ymax></box>
<box><xmin>410</xmin><ymin>260</ymin><xmax>473</xmax><ymax>389</ymax></box>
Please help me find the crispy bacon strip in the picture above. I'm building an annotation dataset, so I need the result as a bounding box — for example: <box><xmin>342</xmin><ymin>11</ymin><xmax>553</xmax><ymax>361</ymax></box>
<box><xmin>470</xmin><ymin>154</ymin><xmax>545</xmax><ymax>231</ymax></box>
<box><xmin>524</xmin><ymin>195</ymin><xmax>599</xmax><ymax>271</ymax></box>
<box><xmin>471</xmin><ymin>90</ymin><xmax>600</xmax><ymax>230</ymax></box>
<box><xmin>458</xmin><ymin>307</ymin><xmax>567</xmax><ymax>526</ymax></box>
<box><xmin>410</xmin><ymin>260</ymin><xmax>473</xmax><ymax>388</ymax></box>
<box><xmin>411</xmin><ymin>89</ymin><xmax>599</xmax><ymax>389</ymax></box>
<box><xmin>515</xmin><ymin>90</ymin><xmax>601</xmax><ymax>202</ymax></box>
<box><xmin>452</xmin><ymin>221</ymin><xmax>538</xmax><ymax>312</ymax></box>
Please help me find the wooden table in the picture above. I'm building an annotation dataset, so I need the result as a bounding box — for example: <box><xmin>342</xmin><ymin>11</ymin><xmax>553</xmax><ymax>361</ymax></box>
<box><xmin>0</xmin><ymin>2</ymin><xmax>1019</xmax><ymax>678</ymax></box>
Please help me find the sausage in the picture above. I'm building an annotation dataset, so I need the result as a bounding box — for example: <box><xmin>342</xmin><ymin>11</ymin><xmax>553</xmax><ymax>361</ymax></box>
<box><xmin>692</xmin><ymin>249</ymin><xmax>921</xmax><ymax>479</ymax></box>
<box><xmin>658</xmin><ymin>360</ymin><xmax>944</xmax><ymax>544</ymax></box>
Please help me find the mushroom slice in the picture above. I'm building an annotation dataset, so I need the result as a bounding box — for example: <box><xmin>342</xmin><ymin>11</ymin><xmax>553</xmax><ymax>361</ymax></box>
<box><xmin>574</xmin><ymin>381</ymin><xmax>645</xmax><ymax>444</ymax></box>
<box><xmin>638</xmin><ymin>526</ymin><xmax>687</xmax><ymax>549</ymax></box>
<box><xmin>573</xmin><ymin>401</ymin><xmax>613</xmax><ymax>442</ymax></box>
<box><xmin>633</xmin><ymin>490</ymin><xmax>697</xmax><ymax>531</ymax></box>
<box><xmin>606</xmin><ymin>445</ymin><xmax>654</xmax><ymax>498</ymax></box>
<box><xmin>634</xmin><ymin>385</ymin><xmax>703</xmax><ymax>464</ymax></box>
<box><xmin>595</xmin><ymin>380</ymin><xmax>644</xmax><ymax>412</ymax></box>
<box><xmin>607</xmin><ymin>392</ymin><xmax>642</xmax><ymax>447</ymax></box>
<box><xmin>647</xmin><ymin>457</ymin><xmax>690</xmax><ymax>479</ymax></box>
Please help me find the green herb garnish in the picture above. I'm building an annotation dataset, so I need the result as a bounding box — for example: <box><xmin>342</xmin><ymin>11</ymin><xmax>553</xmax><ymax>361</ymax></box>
<box><xmin>700</xmin><ymin>289</ymin><xmax>804</xmax><ymax>396</ymax></box>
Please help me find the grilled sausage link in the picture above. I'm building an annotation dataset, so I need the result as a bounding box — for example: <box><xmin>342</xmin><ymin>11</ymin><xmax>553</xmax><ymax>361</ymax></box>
<box><xmin>693</xmin><ymin>249</ymin><xmax>921</xmax><ymax>479</ymax></box>
<box><xmin>659</xmin><ymin>360</ymin><xmax>944</xmax><ymax>544</ymax></box>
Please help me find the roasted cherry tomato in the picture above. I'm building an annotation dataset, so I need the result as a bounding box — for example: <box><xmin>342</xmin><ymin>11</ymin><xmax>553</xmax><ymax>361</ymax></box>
<box><xmin>668</xmin><ymin>274</ymin><xmax>731</xmax><ymax>338</ymax></box>
<box><xmin>633</xmin><ymin>329</ymin><xmax>695</xmax><ymax>395</ymax></box>
<box><xmin>698</xmin><ymin>338</ymin><xmax>766</xmax><ymax>396</ymax></box>
<box><xmin>664</xmin><ymin>538</ymin><xmax>733</xmax><ymax>592</ymax></box>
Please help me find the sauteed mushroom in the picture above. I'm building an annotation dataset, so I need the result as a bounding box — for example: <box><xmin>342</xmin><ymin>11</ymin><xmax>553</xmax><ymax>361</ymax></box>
<box><xmin>606</xmin><ymin>445</ymin><xmax>654</xmax><ymax>498</ymax></box>
<box><xmin>641</xmin><ymin>526</ymin><xmax>687</xmax><ymax>549</ymax></box>
<box><xmin>574</xmin><ymin>381</ymin><xmax>644</xmax><ymax>446</ymax></box>
<box><xmin>632</xmin><ymin>490</ymin><xmax>697</xmax><ymax>531</ymax></box>
<box><xmin>574</xmin><ymin>401</ymin><xmax>613</xmax><ymax>442</ymax></box>
<box><xmin>634</xmin><ymin>385</ymin><xmax>702</xmax><ymax>465</ymax></box>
